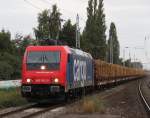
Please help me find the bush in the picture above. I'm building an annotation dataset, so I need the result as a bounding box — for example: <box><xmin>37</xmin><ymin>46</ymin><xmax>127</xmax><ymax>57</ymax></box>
<box><xmin>0</xmin><ymin>52</ymin><xmax>21</xmax><ymax>80</ymax></box>
<box><xmin>0</xmin><ymin>61</ymin><xmax>13</xmax><ymax>80</ymax></box>
<box><xmin>81</xmin><ymin>96</ymin><xmax>105</xmax><ymax>113</ymax></box>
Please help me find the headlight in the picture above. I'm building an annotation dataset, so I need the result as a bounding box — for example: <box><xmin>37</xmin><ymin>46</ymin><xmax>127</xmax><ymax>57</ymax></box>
<box><xmin>26</xmin><ymin>78</ymin><xmax>32</xmax><ymax>83</ymax></box>
<box><xmin>54</xmin><ymin>78</ymin><xmax>59</xmax><ymax>83</ymax></box>
<box><xmin>41</xmin><ymin>65</ymin><xmax>46</xmax><ymax>70</ymax></box>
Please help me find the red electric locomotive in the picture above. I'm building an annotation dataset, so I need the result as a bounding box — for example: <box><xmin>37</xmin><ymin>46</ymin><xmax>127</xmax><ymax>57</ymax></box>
<box><xmin>21</xmin><ymin>46</ymin><xmax>94</xmax><ymax>102</ymax></box>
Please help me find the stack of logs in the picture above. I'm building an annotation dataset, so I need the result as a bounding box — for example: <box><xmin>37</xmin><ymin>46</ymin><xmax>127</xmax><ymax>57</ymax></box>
<box><xmin>94</xmin><ymin>60</ymin><xmax>145</xmax><ymax>86</ymax></box>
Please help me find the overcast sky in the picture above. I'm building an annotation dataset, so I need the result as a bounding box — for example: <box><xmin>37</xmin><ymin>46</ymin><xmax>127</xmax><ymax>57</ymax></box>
<box><xmin>0</xmin><ymin>0</ymin><xmax>150</xmax><ymax>69</ymax></box>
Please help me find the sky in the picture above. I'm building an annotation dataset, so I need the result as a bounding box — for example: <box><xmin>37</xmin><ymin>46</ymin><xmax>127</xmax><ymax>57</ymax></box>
<box><xmin>0</xmin><ymin>0</ymin><xmax>150</xmax><ymax>69</ymax></box>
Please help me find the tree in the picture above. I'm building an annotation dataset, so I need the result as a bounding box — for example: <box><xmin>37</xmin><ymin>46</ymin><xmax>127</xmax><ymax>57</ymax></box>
<box><xmin>49</xmin><ymin>5</ymin><xmax>61</xmax><ymax>40</ymax></box>
<box><xmin>60</xmin><ymin>20</ymin><xmax>76</xmax><ymax>47</ymax></box>
<box><xmin>124</xmin><ymin>59</ymin><xmax>131</xmax><ymax>67</ymax></box>
<box><xmin>94</xmin><ymin>0</ymin><xmax>107</xmax><ymax>60</ymax></box>
<box><xmin>0</xmin><ymin>30</ymin><xmax>23</xmax><ymax>80</ymax></box>
<box><xmin>34</xmin><ymin>5</ymin><xmax>61</xmax><ymax>45</ymax></box>
<box><xmin>0</xmin><ymin>61</ymin><xmax>13</xmax><ymax>80</ymax></box>
<box><xmin>14</xmin><ymin>34</ymin><xmax>34</xmax><ymax>56</ymax></box>
<box><xmin>82</xmin><ymin>0</ymin><xmax>107</xmax><ymax>60</ymax></box>
<box><xmin>34</xmin><ymin>10</ymin><xmax>50</xmax><ymax>40</ymax></box>
<box><xmin>81</xmin><ymin>0</ymin><xmax>95</xmax><ymax>52</ymax></box>
<box><xmin>108</xmin><ymin>22</ymin><xmax>120</xmax><ymax>64</ymax></box>
<box><xmin>0</xmin><ymin>29</ymin><xmax>11</xmax><ymax>52</ymax></box>
<box><xmin>0</xmin><ymin>52</ymin><xmax>21</xmax><ymax>79</ymax></box>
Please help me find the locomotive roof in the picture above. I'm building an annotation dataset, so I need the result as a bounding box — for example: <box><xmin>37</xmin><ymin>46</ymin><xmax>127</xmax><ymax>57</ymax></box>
<box><xmin>26</xmin><ymin>46</ymin><xmax>92</xmax><ymax>59</ymax></box>
<box><xmin>69</xmin><ymin>48</ymin><xmax>92</xmax><ymax>59</ymax></box>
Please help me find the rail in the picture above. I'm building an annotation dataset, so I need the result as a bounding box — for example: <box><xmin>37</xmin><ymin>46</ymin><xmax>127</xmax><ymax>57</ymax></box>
<box><xmin>139</xmin><ymin>82</ymin><xmax>150</xmax><ymax>114</ymax></box>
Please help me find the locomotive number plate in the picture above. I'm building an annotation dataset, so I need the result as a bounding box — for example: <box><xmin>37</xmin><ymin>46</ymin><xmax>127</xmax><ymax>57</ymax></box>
<box><xmin>22</xmin><ymin>86</ymin><xmax>31</xmax><ymax>92</ymax></box>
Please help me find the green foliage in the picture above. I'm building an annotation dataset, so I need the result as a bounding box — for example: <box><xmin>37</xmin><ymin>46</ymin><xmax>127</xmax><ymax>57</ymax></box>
<box><xmin>18</xmin><ymin>35</ymin><xmax>34</xmax><ymax>56</ymax></box>
<box><xmin>124</xmin><ymin>59</ymin><xmax>132</xmax><ymax>67</ymax></box>
<box><xmin>0</xmin><ymin>52</ymin><xmax>21</xmax><ymax>80</ymax></box>
<box><xmin>34</xmin><ymin>10</ymin><xmax>50</xmax><ymax>40</ymax></box>
<box><xmin>0</xmin><ymin>61</ymin><xmax>13</xmax><ymax>80</ymax></box>
<box><xmin>118</xmin><ymin>58</ymin><xmax>124</xmax><ymax>65</ymax></box>
<box><xmin>60</xmin><ymin>20</ymin><xmax>76</xmax><ymax>47</ymax></box>
<box><xmin>0</xmin><ymin>29</ymin><xmax>36</xmax><ymax>80</ymax></box>
<box><xmin>34</xmin><ymin>4</ymin><xmax>61</xmax><ymax>45</ymax></box>
<box><xmin>82</xmin><ymin>0</ymin><xmax>107</xmax><ymax>60</ymax></box>
<box><xmin>108</xmin><ymin>22</ymin><xmax>120</xmax><ymax>64</ymax></box>
<box><xmin>0</xmin><ymin>30</ymin><xmax>11</xmax><ymax>52</ymax></box>
<box><xmin>0</xmin><ymin>30</ymin><xmax>20</xmax><ymax>80</ymax></box>
<box><xmin>50</xmin><ymin>5</ymin><xmax>61</xmax><ymax>39</ymax></box>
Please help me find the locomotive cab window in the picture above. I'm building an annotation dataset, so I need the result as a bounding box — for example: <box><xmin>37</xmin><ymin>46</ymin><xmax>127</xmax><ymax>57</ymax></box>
<box><xmin>26</xmin><ymin>51</ymin><xmax>60</xmax><ymax>70</ymax></box>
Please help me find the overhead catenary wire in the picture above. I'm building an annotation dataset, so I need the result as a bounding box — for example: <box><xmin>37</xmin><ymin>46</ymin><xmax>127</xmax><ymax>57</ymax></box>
<box><xmin>24</xmin><ymin>0</ymin><xmax>43</xmax><ymax>11</ymax></box>
<box><xmin>59</xmin><ymin>7</ymin><xmax>86</xmax><ymax>23</ymax></box>
<box><xmin>39</xmin><ymin>0</ymin><xmax>52</xmax><ymax>5</ymax></box>
<box><xmin>24</xmin><ymin>0</ymin><xmax>87</xmax><ymax>24</ymax></box>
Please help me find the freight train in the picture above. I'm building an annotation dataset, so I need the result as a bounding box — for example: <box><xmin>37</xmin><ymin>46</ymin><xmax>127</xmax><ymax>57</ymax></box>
<box><xmin>21</xmin><ymin>46</ymin><xmax>145</xmax><ymax>102</ymax></box>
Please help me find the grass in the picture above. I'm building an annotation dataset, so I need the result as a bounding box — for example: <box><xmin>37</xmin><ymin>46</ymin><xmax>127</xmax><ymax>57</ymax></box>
<box><xmin>0</xmin><ymin>88</ymin><xmax>28</xmax><ymax>109</ymax></box>
<box><xmin>69</xmin><ymin>95</ymin><xmax>106</xmax><ymax>114</ymax></box>
<box><xmin>0</xmin><ymin>88</ymin><xmax>106</xmax><ymax>112</ymax></box>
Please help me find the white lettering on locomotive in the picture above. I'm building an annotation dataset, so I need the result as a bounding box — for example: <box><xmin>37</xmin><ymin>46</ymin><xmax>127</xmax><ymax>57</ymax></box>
<box><xmin>73</xmin><ymin>59</ymin><xmax>87</xmax><ymax>82</ymax></box>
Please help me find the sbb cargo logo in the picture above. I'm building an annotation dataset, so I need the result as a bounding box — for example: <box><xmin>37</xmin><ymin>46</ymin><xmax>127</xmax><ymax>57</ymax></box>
<box><xmin>73</xmin><ymin>59</ymin><xmax>87</xmax><ymax>82</ymax></box>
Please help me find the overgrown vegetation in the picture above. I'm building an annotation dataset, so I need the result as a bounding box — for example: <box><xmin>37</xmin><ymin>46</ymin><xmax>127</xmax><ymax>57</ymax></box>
<box><xmin>0</xmin><ymin>88</ymin><xmax>27</xmax><ymax>108</ymax></box>
<box><xmin>68</xmin><ymin>95</ymin><xmax>106</xmax><ymax>114</ymax></box>
<box><xmin>82</xmin><ymin>96</ymin><xmax>105</xmax><ymax>113</ymax></box>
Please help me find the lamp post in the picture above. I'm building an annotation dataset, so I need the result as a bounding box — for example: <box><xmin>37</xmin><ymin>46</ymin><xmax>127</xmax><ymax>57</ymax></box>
<box><xmin>109</xmin><ymin>35</ymin><xmax>113</xmax><ymax>64</ymax></box>
<box><xmin>123</xmin><ymin>47</ymin><xmax>129</xmax><ymax>66</ymax></box>
<box><xmin>123</xmin><ymin>46</ymin><xmax>144</xmax><ymax>67</ymax></box>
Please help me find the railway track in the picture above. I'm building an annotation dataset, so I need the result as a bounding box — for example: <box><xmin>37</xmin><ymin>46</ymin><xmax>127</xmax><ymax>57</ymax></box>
<box><xmin>0</xmin><ymin>102</ymin><xmax>66</xmax><ymax>118</ymax></box>
<box><xmin>0</xmin><ymin>103</ymin><xmax>36</xmax><ymax>117</ymax></box>
<box><xmin>22</xmin><ymin>103</ymin><xmax>66</xmax><ymax>118</ymax></box>
<box><xmin>139</xmin><ymin>81</ymin><xmax>150</xmax><ymax>115</ymax></box>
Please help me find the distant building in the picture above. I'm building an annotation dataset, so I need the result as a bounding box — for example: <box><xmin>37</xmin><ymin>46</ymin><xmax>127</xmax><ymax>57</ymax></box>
<box><xmin>131</xmin><ymin>62</ymin><xmax>143</xmax><ymax>69</ymax></box>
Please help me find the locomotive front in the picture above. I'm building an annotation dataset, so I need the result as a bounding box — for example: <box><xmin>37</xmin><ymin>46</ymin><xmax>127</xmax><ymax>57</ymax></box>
<box><xmin>21</xmin><ymin>46</ymin><xmax>68</xmax><ymax>101</ymax></box>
